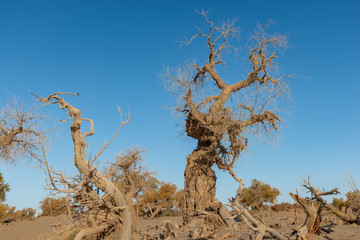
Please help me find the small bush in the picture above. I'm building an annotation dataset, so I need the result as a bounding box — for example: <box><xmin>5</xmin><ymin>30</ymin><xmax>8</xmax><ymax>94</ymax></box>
<box><xmin>0</xmin><ymin>173</ymin><xmax>10</xmax><ymax>202</ymax></box>
<box><xmin>271</xmin><ymin>202</ymin><xmax>294</xmax><ymax>212</ymax></box>
<box><xmin>346</xmin><ymin>190</ymin><xmax>360</xmax><ymax>215</ymax></box>
<box><xmin>332</xmin><ymin>197</ymin><xmax>349</xmax><ymax>210</ymax></box>
<box><xmin>0</xmin><ymin>203</ymin><xmax>16</xmax><ymax>221</ymax></box>
<box><xmin>0</xmin><ymin>203</ymin><xmax>36</xmax><ymax>222</ymax></box>
<box><xmin>13</xmin><ymin>208</ymin><xmax>36</xmax><ymax>221</ymax></box>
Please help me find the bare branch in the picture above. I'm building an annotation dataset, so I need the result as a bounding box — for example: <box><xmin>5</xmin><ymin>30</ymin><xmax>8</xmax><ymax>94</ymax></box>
<box><xmin>163</xmin><ymin>13</ymin><xmax>291</xmax><ymax>223</ymax></box>
<box><xmin>35</xmin><ymin>92</ymin><xmax>133</xmax><ymax>240</ymax></box>
<box><xmin>0</xmin><ymin>95</ymin><xmax>47</xmax><ymax>164</ymax></box>
<box><xmin>301</xmin><ymin>178</ymin><xmax>359</xmax><ymax>224</ymax></box>
<box><xmin>90</xmin><ymin>106</ymin><xmax>132</xmax><ymax>166</ymax></box>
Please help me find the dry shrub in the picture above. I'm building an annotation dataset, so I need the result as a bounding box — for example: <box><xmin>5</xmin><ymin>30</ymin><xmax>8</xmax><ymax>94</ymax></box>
<box><xmin>332</xmin><ymin>190</ymin><xmax>360</xmax><ymax>216</ymax></box>
<box><xmin>12</xmin><ymin>208</ymin><xmax>36</xmax><ymax>221</ymax></box>
<box><xmin>0</xmin><ymin>203</ymin><xmax>16</xmax><ymax>221</ymax></box>
<box><xmin>139</xmin><ymin>182</ymin><xmax>183</xmax><ymax>218</ymax></box>
<box><xmin>239</xmin><ymin>179</ymin><xmax>280</xmax><ymax>210</ymax></box>
<box><xmin>271</xmin><ymin>202</ymin><xmax>294</xmax><ymax>212</ymax></box>
<box><xmin>39</xmin><ymin>196</ymin><xmax>68</xmax><ymax>216</ymax></box>
<box><xmin>332</xmin><ymin>197</ymin><xmax>349</xmax><ymax>210</ymax></box>
<box><xmin>0</xmin><ymin>203</ymin><xmax>36</xmax><ymax>222</ymax></box>
<box><xmin>0</xmin><ymin>172</ymin><xmax>10</xmax><ymax>202</ymax></box>
<box><xmin>346</xmin><ymin>190</ymin><xmax>360</xmax><ymax>215</ymax></box>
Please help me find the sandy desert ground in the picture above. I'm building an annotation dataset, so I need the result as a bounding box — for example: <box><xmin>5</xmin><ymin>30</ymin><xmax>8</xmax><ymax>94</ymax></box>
<box><xmin>1</xmin><ymin>210</ymin><xmax>360</xmax><ymax>240</ymax></box>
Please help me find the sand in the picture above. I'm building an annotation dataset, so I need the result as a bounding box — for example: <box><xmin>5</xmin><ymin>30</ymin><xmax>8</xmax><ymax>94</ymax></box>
<box><xmin>1</xmin><ymin>211</ymin><xmax>359</xmax><ymax>240</ymax></box>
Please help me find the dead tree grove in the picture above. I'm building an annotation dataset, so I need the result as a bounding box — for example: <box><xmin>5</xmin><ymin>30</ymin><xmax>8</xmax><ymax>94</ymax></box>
<box><xmin>163</xmin><ymin>11</ymin><xmax>290</xmax><ymax>223</ymax></box>
<box><xmin>34</xmin><ymin>92</ymin><xmax>132</xmax><ymax>240</ymax></box>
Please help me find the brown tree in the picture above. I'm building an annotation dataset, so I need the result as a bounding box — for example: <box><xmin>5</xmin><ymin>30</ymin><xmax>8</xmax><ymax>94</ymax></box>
<box><xmin>0</xmin><ymin>203</ymin><xmax>16</xmax><ymax>221</ymax></box>
<box><xmin>34</xmin><ymin>92</ymin><xmax>132</xmax><ymax>240</ymax></box>
<box><xmin>0</xmin><ymin>96</ymin><xmax>46</xmax><ymax>164</ymax></box>
<box><xmin>139</xmin><ymin>182</ymin><xmax>182</xmax><ymax>219</ymax></box>
<box><xmin>238</xmin><ymin>179</ymin><xmax>280</xmax><ymax>210</ymax></box>
<box><xmin>163</xmin><ymin>11</ymin><xmax>290</xmax><ymax>222</ymax></box>
<box><xmin>106</xmin><ymin>147</ymin><xmax>156</xmax><ymax>230</ymax></box>
<box><xmin>0</xmin><ymin>203</ymin><xmax>36</xmax><ymax>222</ymax></box>
<box><xmin>0</xmin><ymin>172</ymin><xmax>10</xmax><ymax>202</ymax></box>
<box><xmin>39</xmin><ymin>196</ymin><xmax>69</xmax><ymax>216</ymax></box>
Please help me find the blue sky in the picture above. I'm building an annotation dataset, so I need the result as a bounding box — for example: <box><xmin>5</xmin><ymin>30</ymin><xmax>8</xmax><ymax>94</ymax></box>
<box><xmin>0</xmin><ymin>0</ymin><xmax>359</xmax><ymax>212</ymax></box>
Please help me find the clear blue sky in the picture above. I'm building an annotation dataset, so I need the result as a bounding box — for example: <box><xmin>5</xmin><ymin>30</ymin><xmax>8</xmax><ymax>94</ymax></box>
<box><xmin>0</xmin><ymin>0</ymin><xmax>359</xmax><ymax>212</ymax></box>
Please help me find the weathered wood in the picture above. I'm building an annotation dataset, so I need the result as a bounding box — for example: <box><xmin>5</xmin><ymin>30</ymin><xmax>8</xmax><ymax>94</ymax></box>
<box><xmin>229</xmin><ymin>202</ymin><xmax>287</xmax><ymax>240</ymax></box>
<box><xmin>37</xmin><ymin>93</ymin><xmax>132</xmax><ymax>240</ymax></box>
<box><xmin>289</xmin><ymin>192</ymin><xmax>323</xmax><ymax>239</ymax></box>
<box><xmin>302</xmin><ymin>180</ymin><xmax>360</xmax><ymax>225</ymax></box>
<box><xmin>164</xmin><ymin>12</ymin><xmax>290</xmax><ymax>223</ymax></box>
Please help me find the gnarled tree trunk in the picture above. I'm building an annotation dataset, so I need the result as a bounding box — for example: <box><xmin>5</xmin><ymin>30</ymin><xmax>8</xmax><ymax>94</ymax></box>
<box><xmin>164</xmin><ymin>12</ymin><xmax>290</xmax><ymax>227</ymax></box>
<box><xmin>37</xmin><ymin>93</ymin><xmax>132</xmax><ymax>240</ymax></box>
<box><xmin>290</xmin><ymin>192</ymin><xmax>323</xmax><ymax>239</ymax></box>
<box><xmin>183</xmin><ymin>143</ymin><xmax>216</xmax><ymax>223</ymax></box>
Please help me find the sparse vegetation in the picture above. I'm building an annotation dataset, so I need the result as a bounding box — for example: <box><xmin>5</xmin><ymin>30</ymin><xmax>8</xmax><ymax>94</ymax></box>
<box><xmin>332</xmin><ymin>197</ymin><xmax>349</xmax><ymax>211</ymax></box>
<box><xmin>0</xmin><ymin>4</ymin><xmax>358</xmax><ymax>240</ymax></box>
<box><xmin>345</xmin><ymin>189</ymin><xmax>360</xmax><ymax>215</ymax></box>
<box><xmin>138</xmin><ymin>181</ymin><xmax>183</xmax><ymax>218</ymax></box>
<box><xmin>39</xmin><ymin>197</ymin><xmax>68</xmax><ymax>216</ymax></box>
<box><xmin>0</xmin><ymin>203</ymin><xmax>36</xmax><ymax>222</ymax></box>
<box><xmin>238</xmin><ymin>179</ymin><xmax>280</xmax><ymax>210</ymax></box>
<box><xmin>0</xmin><ymin>203</ymin><xmax>16</xmax><ymax>221</ymax></box>
<box><xmin>106</xmin><ymin>147</ymin><xmax>184</xmax><ymax>222</ymax></box>
<box><xmin>271</xmin><ymin>202</ymin><xmax>295</xmax><ymax>212</ymax></box>
<box><xmin>0</xmin><ymin>172</ymin><xmax>10</xmax><ymax>202</ymax></box>
<box><xmin>12</xmin><ymin>207</ymin><xmax>36</xmax><ymax>221</ymax></box>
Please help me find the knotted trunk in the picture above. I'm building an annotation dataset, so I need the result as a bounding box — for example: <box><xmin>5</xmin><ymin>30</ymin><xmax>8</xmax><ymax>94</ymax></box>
<box><xmin>290</xmin><ymin>193</ymin><xmax>323</xmax><ymax>239</ymax></box>
<box><xmin>183</xmin><ymin>141</ymin><xmax>217</xmax><ymax>223</ymax></box>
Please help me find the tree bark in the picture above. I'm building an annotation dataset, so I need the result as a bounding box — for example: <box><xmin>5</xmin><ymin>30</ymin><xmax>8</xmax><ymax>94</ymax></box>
<box><xmin>290</xmin><ymin>192</ymin><xmax>323</xmax><ymax>239</ymax></box>
<box><xmin>125</xmin><ymin>194</ymin><xmax>138</xmax><ymax>231</ymax></box>
<box><xmin>183</xmin><ymin>143</ymin><xmax>217</xmax><ymax>223</ymax></box>
<box><xmin>37</xmin><ymin>93</ymin><xmax>132</xmax><ymax>240</ymax></box>
<box><xmin>70</xmin><ymin>110</ymin><xmax>132</xmax><ymax>240</ymax></box>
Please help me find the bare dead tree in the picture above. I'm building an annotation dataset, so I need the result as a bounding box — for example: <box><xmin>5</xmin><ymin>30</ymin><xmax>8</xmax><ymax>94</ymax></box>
<box><xmin>0</xmin><ymin>96</ymin><xmax>46</xmax><ymax>164</ymax></box>
<box><xmin>33</xmin><ymin>92</ymin><xmax>133</xmax><ymax>240</ymax></box>
<box><xmin>302</xmin><ymin>178</ymin><xmax>360</xmax><ymax>225</ymax></box>
<box><xmin>289</xmin><ymin>191</ymin><xmax>324</xmax><ymax>239</ymax></box>
<box><xmin>162</xmin><ymin>10</ymin><xmax>291</xmax><ymax>223</ymax></box>
<box><xmin>287</xmin><ymin>178</ymin><xmax>360</xmax><ymax>239</ymax></box>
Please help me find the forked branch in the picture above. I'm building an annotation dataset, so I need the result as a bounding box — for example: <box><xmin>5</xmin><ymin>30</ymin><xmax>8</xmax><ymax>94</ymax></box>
<box><xmin>34</xmin><ymin>92</ymin><xmax>132</xmax><ymax>240</ymax></box>
<box><xmin>302</xmin><ymin>179</ymin><xmax>360</xmax><ymax>224</ymax></box>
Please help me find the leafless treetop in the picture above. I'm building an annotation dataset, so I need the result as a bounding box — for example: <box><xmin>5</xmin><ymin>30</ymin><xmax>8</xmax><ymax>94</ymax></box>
<box><xmin>163</xmin><ymin>11</ymin><xmax>292</xmax><ymax>176</ymax></box>
<box><xmin>0</xmin><ymin>96</ymin><xmax>47</xmax><ymax>164</ymax></box>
